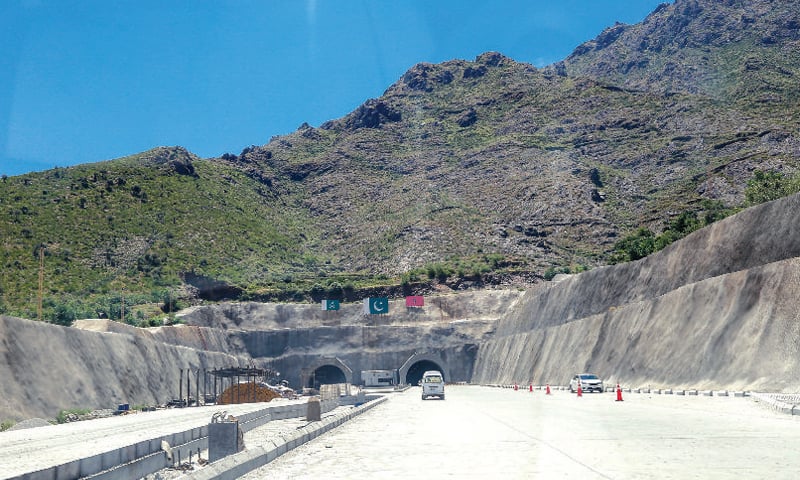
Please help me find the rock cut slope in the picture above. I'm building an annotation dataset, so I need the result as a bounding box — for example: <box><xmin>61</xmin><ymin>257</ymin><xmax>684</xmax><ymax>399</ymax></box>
<box><xmin>0</xmin><ymin>316</ymin><xmax>251</xmax><ymax>421</ymax></box>
<box><xmin>473</xmin><ymin>193</ymin><xmax>800</xmax><ymax>391</ymax></box>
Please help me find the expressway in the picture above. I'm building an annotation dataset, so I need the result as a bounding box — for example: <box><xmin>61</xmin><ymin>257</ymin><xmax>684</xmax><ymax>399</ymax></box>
<box><xmin>242</xmin><ymin>385</ymin><xmax>800</xmax><ymax>479</ymax></box>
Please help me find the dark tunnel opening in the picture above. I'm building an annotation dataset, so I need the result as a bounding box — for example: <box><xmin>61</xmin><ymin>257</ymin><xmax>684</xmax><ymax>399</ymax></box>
<box><xmin>405</xmin><ymin>360</ymin><xmax>444</xmax><ymax>385</ymax></box>
<box><xmin>308</xmin><ymin>365</ymin><xmax>347</xmax><ymax>390</ymax></box>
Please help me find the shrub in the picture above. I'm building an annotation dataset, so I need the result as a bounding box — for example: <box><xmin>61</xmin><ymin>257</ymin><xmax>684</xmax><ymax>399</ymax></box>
<box><xmin>612</xmin><ymin>227</ymin><xmax>655</xmax><ymax>262</ymax></box>
<box><xmin>56</xmin><ymin>408</ymin><xmax>91</xmax><ymax>424</ymax></box>
<box><xmin>745</xmin><ymin>170</ymin><xmax>800</xmax><ymax>206</ymax></box>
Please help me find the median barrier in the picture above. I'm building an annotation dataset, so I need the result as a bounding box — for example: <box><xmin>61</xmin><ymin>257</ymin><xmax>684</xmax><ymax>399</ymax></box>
<box><xmin>182</xmin><ymin>395</ymin><xmax>389</xmax><ymax>480</ymax></box>
<box><xmin>7</xmin><ymin>398</ymin><xmax>342</xmax><ymax>480</ymax></box>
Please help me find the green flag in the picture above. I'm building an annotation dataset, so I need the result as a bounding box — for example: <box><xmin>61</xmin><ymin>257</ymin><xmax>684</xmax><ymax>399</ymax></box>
<box><xmin>364</xmin><ymin>297</ymin><xmax>389</xmax><ymax>314</ymax></box>
<box><xmin>321</xmin><ymin>299</ymin><xmax>340</xmax><ymax>311</ymax></box>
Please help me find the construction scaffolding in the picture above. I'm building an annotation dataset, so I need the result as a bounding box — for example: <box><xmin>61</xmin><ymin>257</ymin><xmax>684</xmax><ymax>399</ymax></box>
<box><xmin>173</xmin><ymin>366</ymin><xmax>279</xmax><ymax>407</ymax></box>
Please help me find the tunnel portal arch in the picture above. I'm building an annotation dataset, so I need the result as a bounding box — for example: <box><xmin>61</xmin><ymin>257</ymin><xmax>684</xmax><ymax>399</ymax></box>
<box><xmin>308</xmin><ymin>364</ymin><xmax>347</xmax><ymax>389</ymax></box>
<box><xmin>301</xmin><ymin>357</ymin><xmax>353</xmax><ymax>390</ymax></box>
<box><xmin>399</xmin><ymin>352</ymin><xmax>450</xmax><ymax>386</ymax></box>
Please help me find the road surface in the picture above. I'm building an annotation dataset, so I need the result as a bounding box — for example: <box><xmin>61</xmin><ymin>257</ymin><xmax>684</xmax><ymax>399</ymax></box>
<box><xmin>0</xmin><ymin>401</ymin><xmax>300</xmax><ymax>479</ymax></box>
<box><xmin>242</xmin><ymin>385</ymin><xmax>800</xmax><ymax>479</ymax></box>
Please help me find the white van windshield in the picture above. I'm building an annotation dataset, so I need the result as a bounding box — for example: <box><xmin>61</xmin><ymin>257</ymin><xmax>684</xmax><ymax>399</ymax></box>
<box><xmin>424</xmin><ymin>375</ymin><xmax>443</xmax><ymax>383</ymax></box>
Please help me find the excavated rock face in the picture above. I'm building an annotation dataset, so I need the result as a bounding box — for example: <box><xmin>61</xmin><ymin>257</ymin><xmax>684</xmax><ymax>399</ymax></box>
<box><xmin>473</xmin><ymin>193</ymin><xmax>800</xmax><ymax>391</ymax></box>
<box><xmin>0</xmin><ymin>291</ymin><xmax>521</xmax><ymax>421</ymax></box>
<box><xmin>0</xmin><ymin>315</ymin><xmax>253</xmax><ymax>421</ymax></box>
<box><xmin>179</xmin><ymin>290</ymin><xmax>521</xmax><ymax>389</ymax></box>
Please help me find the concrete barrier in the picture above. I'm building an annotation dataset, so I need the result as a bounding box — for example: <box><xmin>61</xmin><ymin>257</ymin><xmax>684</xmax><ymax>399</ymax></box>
<box><xmin>751</xmin><ymin>393</ymin><xmax>800</xmax><ymax>415</ymax></box>
<box><xmin>182</xmin><ymin>395</ymin><xmax>389</xmax><ymax>480</ymax></box>
<box><xmin>8</xmin><ymin>400</ymin><xmax>328</xmax><ymax>480</ymax></box>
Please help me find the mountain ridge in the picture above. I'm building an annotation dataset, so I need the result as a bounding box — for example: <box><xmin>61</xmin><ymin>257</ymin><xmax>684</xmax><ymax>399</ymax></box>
<box><xmin>1</xmin><ymin>0</ymin><xmax>798</xmax><ymax>321</ymax></box>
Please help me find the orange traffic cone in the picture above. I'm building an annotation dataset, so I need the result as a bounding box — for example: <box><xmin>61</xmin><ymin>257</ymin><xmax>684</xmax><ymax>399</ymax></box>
<box><xmin>577</xmin><ymin>383</ymin><xmax>583</xmax><ymax>397</ymax></box>
<box><xmin>514</xmin><ymin>383</ymin><xmax>518</xmax><ymax>391</ymax></box>
<box><xmin>616</xmin><ymin>383</ymin><xmax>624</xmax><ymax>402</ymax></box>
<box><xmin>529</xmin><ymin>383</ymin><xmax>533</xmax><ymax>392</ymax></box>
<box><xmin>546</xmin><ymin>384</ymin><xmax>551</xmax><ymax>395</ymax></box>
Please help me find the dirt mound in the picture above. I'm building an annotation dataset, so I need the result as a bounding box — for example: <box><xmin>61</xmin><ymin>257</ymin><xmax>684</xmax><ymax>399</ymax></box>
<box><xmin>7</xmin><ymin>418</ymin><xmax>51</xmax><ymax>431</ymax></box>
<box><xmin>217</xmin><ymin>382</ymin><xmax>282</xmax><ymax>404</ymax></box>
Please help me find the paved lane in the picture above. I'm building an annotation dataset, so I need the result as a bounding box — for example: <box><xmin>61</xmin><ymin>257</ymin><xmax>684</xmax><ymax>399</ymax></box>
<box><xmin>243</xmin><ymin>385</ymin><xmax>800</xmax><ymax>479</ymax></box>
<box><xmin>0</xmin><ymin>401</ymin><xmax>303</xmax><ymax>479</ymax></box>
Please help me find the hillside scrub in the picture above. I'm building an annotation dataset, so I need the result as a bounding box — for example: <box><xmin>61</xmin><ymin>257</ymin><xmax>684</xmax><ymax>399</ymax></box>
<box><xmin>1</xmin><ymin>0</ymin><xmax>799</xmax><ymax>323</ymax></box>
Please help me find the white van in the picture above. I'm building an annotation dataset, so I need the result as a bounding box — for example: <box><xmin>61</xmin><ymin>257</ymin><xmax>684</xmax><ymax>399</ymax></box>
<box><xmin>421</xmin><ymin>370</ymin><xmax>445</xmax><ymax>400</ymax></box>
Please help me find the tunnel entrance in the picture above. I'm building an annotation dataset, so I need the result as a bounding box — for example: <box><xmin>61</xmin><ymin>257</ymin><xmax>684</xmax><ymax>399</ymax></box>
<box><xmin>405</xmin><ymin>360</ymin><xmax>444</xmax><ymax>386</ymax></box>
<box><xmin>307</xmin><ymin>364</ymin><xmax>347</xmax><ymax>390</ymax></box>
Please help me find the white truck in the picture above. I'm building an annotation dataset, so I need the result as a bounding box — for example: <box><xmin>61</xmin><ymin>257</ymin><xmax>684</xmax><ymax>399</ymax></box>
<box><xmin>362</xmin><ymin>369</ymin><xmax>394</xmax><ymax>387</ymax></box>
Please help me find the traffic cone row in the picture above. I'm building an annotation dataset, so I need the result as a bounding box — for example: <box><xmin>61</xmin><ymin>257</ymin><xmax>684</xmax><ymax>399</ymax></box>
<box><xmin>506</xmin><ymin>381</ymin><xmax>625</xmax><ymax>401</ymax></box>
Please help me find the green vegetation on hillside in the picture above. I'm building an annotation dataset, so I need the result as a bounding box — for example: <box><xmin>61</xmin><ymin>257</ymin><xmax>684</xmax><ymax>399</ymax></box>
<box><xmin>2</xmin><ymin>1</ymin><xmax>799</xmax><ymax>326</ymax></box>
<box><xmin>612</xmin><ymin>168</ymin><xmax>800</xmax><ymax>263</ymax></box>
<box><xmin>611</xmin><ymin>201</ymin><xmax>734</xmax><ymax>263</ymax></box>
<box><xmin>744</xmin><ymin>170</ymin><xmax>800</xmax><ymax>206</ymax></box>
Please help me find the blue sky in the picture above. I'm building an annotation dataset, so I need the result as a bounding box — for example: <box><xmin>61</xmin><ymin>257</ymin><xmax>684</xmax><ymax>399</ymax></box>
<box><xmin>1</xmin><ymin>1</ymin><xmax>667</xmax><ymax>177</ymax></box>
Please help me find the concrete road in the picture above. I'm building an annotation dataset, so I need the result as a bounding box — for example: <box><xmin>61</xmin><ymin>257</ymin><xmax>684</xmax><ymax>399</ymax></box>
<box><xmin>0</xmin><ymin>401</ymin><xmax>302</xmax><ymax>479</ymax></box>
<box><xmin>243</xmin><ymin>385</ymin><xmax>800</xmax><ymax>479</ymax></box>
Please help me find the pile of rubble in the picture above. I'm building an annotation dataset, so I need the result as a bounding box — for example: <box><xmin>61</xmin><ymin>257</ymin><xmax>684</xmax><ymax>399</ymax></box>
<box><xmin>218</xmin><ymin>382</ymin><xmax>291</xmax><ymax>404</ymax></box>
<box><xmin>59</xmin><ymin>408</ymin><xmax>119</xmax><ymax>423</ymax></box>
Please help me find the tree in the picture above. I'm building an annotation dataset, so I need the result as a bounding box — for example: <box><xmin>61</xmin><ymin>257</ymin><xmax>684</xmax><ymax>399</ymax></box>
<box><xmin>613</xmin><ymin>227</ymin><xmax>656</xmax><ymax>262</ymax></box>
<box><xmin>46</xmin><ymin>298</ymin><xmax>77</xmax><ymax>327</ymax></box>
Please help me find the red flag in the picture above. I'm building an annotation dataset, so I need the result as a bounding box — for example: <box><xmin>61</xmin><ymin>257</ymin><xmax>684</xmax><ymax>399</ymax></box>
<box><xmin>405</xmin><ymin>296</ymin><xmax>424</xmax><ymax>307</ymax></box>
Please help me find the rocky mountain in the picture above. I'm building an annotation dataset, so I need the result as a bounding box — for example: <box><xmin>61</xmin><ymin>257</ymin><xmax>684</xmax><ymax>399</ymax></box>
<box><xmin>556</xmin><ymin>0</ymin><xmax>800</xmax><ymax>103</ymax></box>
<box><xmin>1</xmin><ymin>0</ymin><xmax>798</xmax><ymax>320</ymax></box>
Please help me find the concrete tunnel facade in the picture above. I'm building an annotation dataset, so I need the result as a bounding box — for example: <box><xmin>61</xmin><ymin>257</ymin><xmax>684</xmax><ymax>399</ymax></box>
<box><xmin>299</xmin><ymin>352</ymin><xmax>451</xmax><ymax>389</ymax></box>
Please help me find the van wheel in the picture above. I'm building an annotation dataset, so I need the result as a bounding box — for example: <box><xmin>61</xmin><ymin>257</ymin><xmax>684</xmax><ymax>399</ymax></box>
<box><xmin>421</xmin><ymin>395</ymin><xmax>426</xmax><ymax>400</ymax></box>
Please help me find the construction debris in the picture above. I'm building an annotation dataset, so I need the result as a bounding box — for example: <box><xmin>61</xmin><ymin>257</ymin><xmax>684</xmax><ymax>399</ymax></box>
<box><xmin>217</xmin><ymin>382</ymin><xmax>283</xmax><ymax>404</ymax></box>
